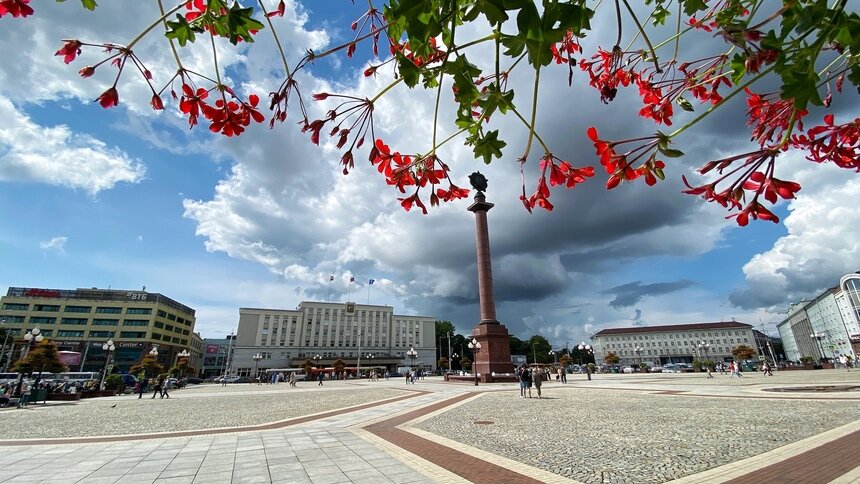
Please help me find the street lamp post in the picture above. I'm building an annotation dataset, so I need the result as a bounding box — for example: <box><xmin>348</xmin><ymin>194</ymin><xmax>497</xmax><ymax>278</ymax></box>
<box><xmin>698</xmin><ymin>341</ymin><xmax>710</xmax><ymax>360</ymax></box>
<box><xmin>634</xmin><ymin>346</ymin><xmax>642</xmax><ymax>367</ymax></box>
<box><xmin>407</xmin><ymin>347</ymin><xmax>418</xmax><ymax>370</ymax></box>
<box><xmin>467</xmin><ymin>338</ymin><xmax>481</xmax><ymax>385</ymax></box>
<box><xmin>15</xmin><ymin>327</ymin><xmax>44</xmax><ymax>397</ymax></box>
<box><xmin>810</xmin><ymin>332</ymin><xmax>827</xmax><ymax>361</ymax></box>
<box><xmin>365</xmin><ymin>353</ymin><xmax>374</xmax><ymax>379</ymax></box>
<box><xmin>577</xmin><ymin>342</ymin><xmax>592</xmax><ymax>380</ymax></box>
<box><xmin>549</xmin><ymin>350</ymin><xmax>557</xmax><ymax>365</ymax></box>
<box><xmin>253</xmin><ymin>352</ymin><xmax>263</xmax><ymax>384</ymax></box>
<box><xmin>451</xmin><ymin>352</ymin><xmax>459</xmax><ymax>372</ymax></box>
<box><xmin>99</xmin><ymin>339</ymin><xmax>115</xmax><ymax>390</ymax></box>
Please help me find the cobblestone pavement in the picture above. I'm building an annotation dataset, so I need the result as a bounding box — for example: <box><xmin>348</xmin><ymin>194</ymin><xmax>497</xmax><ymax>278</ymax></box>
<box><xmin>1</xmin><ymin>370</ymin><xmax>860</xmax><ymax>483</ymax></box>
<box><xmin>0</xmin><ymin>385</ymin><xmax>409</xmax><ymax>439</ymax></box>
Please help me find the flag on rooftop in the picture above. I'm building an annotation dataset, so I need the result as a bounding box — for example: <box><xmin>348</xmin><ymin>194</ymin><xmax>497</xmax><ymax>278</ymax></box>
<box><xmin>329</xmin><ymin>275</ymin><xmax>334</xmax><ymax>281</ymax></box>
<box><xmin>349</xmin><ymin>276</ymin><xmax>355</xmax><ymax>283</ymax></box>
<box><xmin>369</xmin><ymin>279</ymin><xmax>375</xmax><ymax>285</ymax></box>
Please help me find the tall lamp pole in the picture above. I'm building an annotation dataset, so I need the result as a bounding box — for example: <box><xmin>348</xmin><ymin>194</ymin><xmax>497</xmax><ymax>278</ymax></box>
<box><xmin>14</xmin><ymin>326</ymin><xmax>43</xmax><ymax>397</ymax></box>
<box><xmin>0</xmin><ymin>317</ymin><xmax>10</xmax><ymax>372</ymax></box>
<box><xmin>99</xmin><ymin>339</ymin><xmax>115</xmax><ymax>390</ymax></box>
<box><xmin>810</xmin><ymin>332</ymin><xmax>827</xmax><ymax>361</ymax></box>
<box><xmin>253</xmin><ymin>352</ymin><xmax>263</xmax><ymax>384</ymax></box>
<box><xmin>578</xmin><ymin>342</ymin><xmax>592</xmax><ymax>380</ymax></box>
<box><xmin>468</xmin><ymin>338</ymin><xmax>481</xmax><ymax>385</ymax></box>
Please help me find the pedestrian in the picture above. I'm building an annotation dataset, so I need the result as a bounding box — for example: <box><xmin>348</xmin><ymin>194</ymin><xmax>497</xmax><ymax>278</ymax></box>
<box><xmin>561</xmin><ymin>366</ymin><xmax>567</xmax><ymax>383</ymax></box>
<box><xmin>410</xmin><ymin>370</ymin><xmax>417</xmax><ymax>384</ymax></box>
<box><xmin>152</xmin><ymin>377</ymin><xmax>164</xmax><ymax>398</ymax></box>
<box><xmin>289</xmin><ymin>372</ymin><xmax>296</xmax><ymax>387</ymax></box>
<box><xmin>137</xmin><ymin>378</ymin><xmax>148</xmax><ymax>399</ymax></box>
<box><xmin>533</xmin><ymin>367</ymin><xmax>543</xmax><ymax>399</ymax></box>
<box><xmin>517</xmin><ymin>365</ymin><xmax>530</xmax><ymax>398</ymax></box>
<box><xmin>317</xmin><ymin>372</ymin><xmax>324</xmax><ymax>386</ymax></box>
<box><xmin>762</xmin><ymin>361</ymin><xmax>773</xmax><ymax>376</ymax></box>
<box><xmin>161</xmin><ymin>378</ymin><xmax>171</xmax><ymax>398</ymax></box>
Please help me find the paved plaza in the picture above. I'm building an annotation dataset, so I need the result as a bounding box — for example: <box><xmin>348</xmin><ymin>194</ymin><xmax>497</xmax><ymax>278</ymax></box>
<box><xmin>2</xmin><ymin>370</ymin><xmax>860</xmax><ymax>483</ymax></box>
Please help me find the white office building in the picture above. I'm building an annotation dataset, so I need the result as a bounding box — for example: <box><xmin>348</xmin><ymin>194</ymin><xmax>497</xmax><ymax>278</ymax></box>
<box><xmin>231</xmin><ymin>301</ymin><xmax>436</xmax><ymax>378</ymax></box>
<box><xmin>591</xmin><ymin>321</ymin><xmax>756</xmax><ymax>366</ymax></box>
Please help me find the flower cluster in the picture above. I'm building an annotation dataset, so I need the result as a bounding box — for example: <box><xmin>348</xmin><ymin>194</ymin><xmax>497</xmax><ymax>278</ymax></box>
<box><xmin>551</xmin><ymin>29</ymin><xmax>581</xmax><ymax>86</ymax></box>
<box><xmin>178</xmin><ymin>83</ymin><xmax>264</xmax><ymax>136</ymax></box>
<box><xmin>371</xmin><ymin>139</ymin><xmax>470</xmax><ymax>214</ymax></box>
<box><xmin>682</xmin><ymin>150</ymin><xmax>799</xmax><ymax>226</ymax></box>
<box><xmin>303</xmin><ymin>93</ymin><xmax>376</xmax><ymax>175</ymax></box>
<box><xmin>745</xmin><ymin>88</ymin><xmax>807</xmax><ymax>146</ymax></box>
<box><xmin>0</xmin><ymin>0</ymin><xmax>32</xmax><ymax>18</ymax></box>
<box><xmin>346</xmin><ymin>4</ymin><xmax>389</xmax><ymax>58</ymax></box>
<box><xmin>520</xmin><ymin>154</ymin><xmax>594</xmax><ymax>212</ymax></box>
<box><xmin>579</xmin><ymin>46</ymin><xmax>635</xmax><ymax>104</ymax></box>
<box><xmin>794</xmin><ymin>115</ymin><xmax>860</xmax><ymax>171</ymax></box>
<box><xmin>587</xmin><ymin>127</ymin><xmax>668</xmax><ymax>189</ymax></box>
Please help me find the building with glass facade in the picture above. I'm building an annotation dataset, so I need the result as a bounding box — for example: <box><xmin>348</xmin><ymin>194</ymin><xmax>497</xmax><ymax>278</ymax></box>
<box><xmin>777</xmin><ymin>273</ymin><xmax>860</xmax><ymax>363</ymax></box>
<box><xmin>231</xmin><ymin>301</ymin><xmax>436</xmax><ymax>378</ymax></box>
<box><xmin>0</xmin><ymin>286</ymin><xmax>196</xmax><ymax>374</ymax></box>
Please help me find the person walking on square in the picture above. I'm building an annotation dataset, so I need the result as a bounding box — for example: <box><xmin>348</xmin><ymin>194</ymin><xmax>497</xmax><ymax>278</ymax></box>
<box><xmin>561</xmin><ymin>366</ymin><xmax>567</xmax><ymax>383</ymax></box>
<box><xmin>762</xmin><ymin>361</ymin><xmax>773</xmax><ymax>376</ymax></box>
<box><xmin>405</xmin><ymin>372</ymin><xmax>411</xmax><ymax>384</ymax></box>
<box><xmin>289</xmin><ymin>372</ymin><xmax>296</xmax><ymax>387</ymax></box>
<box><xmin>317</xmin><ymin>372</ymin><xmax>324</xmax><ymax>386</ymax></box>
<box><xmin>137</xmin><ymin>378</ymin><xmax>148</xmax><ymax>398</ymax></box>
<box><xmin>152</xmin><ymin>377</ymin><xmax>163</xmax><ymax>398</ymax></box>
<box><xmin>533</xmin><ymin>367</ymin><xmax>543</xmax><ymax>399</ymax></box>
<box><xmin>161</xmin><ymin>378</ymin><xmax>171</xmax><ymax>398</ymax></box>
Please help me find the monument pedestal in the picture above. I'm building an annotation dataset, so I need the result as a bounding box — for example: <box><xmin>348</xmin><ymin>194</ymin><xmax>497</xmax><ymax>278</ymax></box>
<box><xmin>472</xmin><ymin>321</ymin><xmax>514</xmax><ymax>380</ymax></box>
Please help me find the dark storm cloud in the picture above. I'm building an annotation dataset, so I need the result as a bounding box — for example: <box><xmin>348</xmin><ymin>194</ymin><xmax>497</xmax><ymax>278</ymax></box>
<box><xmin>603</xmin><ymin>280</ymin><xmax>696</xmax><ymax>308</ymax></box>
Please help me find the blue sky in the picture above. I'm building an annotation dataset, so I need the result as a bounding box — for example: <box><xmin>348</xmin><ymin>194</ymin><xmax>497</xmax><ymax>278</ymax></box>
<box><xmin>1</xmin><ymin>1</ymin><xmax>858</xmax><ymax>345</ymax></box>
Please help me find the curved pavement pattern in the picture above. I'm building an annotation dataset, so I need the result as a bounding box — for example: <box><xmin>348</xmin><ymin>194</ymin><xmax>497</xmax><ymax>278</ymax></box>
<box><xmin>2</xmin><ymin>370</ymin><xmax>860</xmax><ymax>483</ymax></box>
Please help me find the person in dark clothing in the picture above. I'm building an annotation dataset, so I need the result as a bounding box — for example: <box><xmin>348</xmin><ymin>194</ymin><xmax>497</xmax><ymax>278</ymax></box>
<box><xmin>137</xmin><ymin>378</ymin><xmax>148</xmax><ymax>399</ymax></box>
<box><xmin>152</xmin><ymin>377</ymin><xmax>164</xmax><ymax>398</ymax></box>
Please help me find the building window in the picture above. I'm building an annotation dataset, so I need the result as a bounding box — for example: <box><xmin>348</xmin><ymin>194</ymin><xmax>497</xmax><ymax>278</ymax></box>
<box><xmin>126</xmin><ymin>308</ymin><xmax>152</xmax><ymax>315</ymax></box>
<box><xmin>167</xmin><ymin>313</ymin><xmax>176</xmax><ymax>321</ymax></box>
<box><xmin>152</xmin><ymin>333</ymin><xmax>162</xmax><ymax>340</ymax></box>
<box><xmin>89</xmin><ymin>331</ymin><xmax>115</xmax><ymax>338</ymax></box>
<box><xmin>34</xmin><ymin>304</ymin><xmax>60</xmax><ymax>312</ymax></box>
<box><xmin>123</xmin><ymin>320</ymin><xmax>150</xmax><ymax>327</ymax></box>
<box><xmin>64</xmin><ymin>306</ymin><xmax>92</xmax><ymax>313</ymax></box>
<box><xmin>2</xmin><ymin>303</ymin><xmax>29</xmax><ymax>311</ymax></box>
<box><xmin>96</xmin><ymin>307</ymin><xmax>122</xmax><ymax>314</ymax></box>
<box><xmin>29</xmin><ymin>317</ymin><xmax>56</xmax><ymax>325</ymax></box>
<box><xmin>57</xmin><ymin>330</ymin><xmax>84</xmax><ymax>337</ymax></box>
<box><xmin>157</xmin><ymin>310</ymin><xmax>167</xmax><ymax>318</ymax></box>
<box><xmin>120</xmin><ymin>331</ymin><xmax>146</xmax><ymax>338</ymax></box>
<box><xmin>93</xmin><ymin>319</ymin><xmax>119</xmax><ymax>326</ymax></box>
<box><xmin>154</xmin><ymin>322</ymin><xmax>164</xmax><ymax>329</ymax></box>
<box><xmin>61</xmin><ymin>318</ymin><xmax>88</xmax><ymax>325</ymax></box>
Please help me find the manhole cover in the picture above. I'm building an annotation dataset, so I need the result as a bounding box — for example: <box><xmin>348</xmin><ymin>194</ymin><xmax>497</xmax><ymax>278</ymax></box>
<box><xmin>474</xmin><ymin>420</ymin><xmax>494</xmax><ymax>425</ymax></box>
<box><xmin>763</xmin><ymin>385</ymin><xmax>860</xmax><ymax>393</ymax></box>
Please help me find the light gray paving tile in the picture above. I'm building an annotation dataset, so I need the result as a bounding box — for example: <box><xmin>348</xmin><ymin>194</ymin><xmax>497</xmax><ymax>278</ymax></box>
<box><xmin>157</xmin><ymin>467</ymin><xmax>198</xmax><ymax>479</ymax></box>
<box><xmin>267</xmin><ymin>463</ymin><xmax>304</xmax><ymax>473</ymax></box>
<box><xmin>305</xmin><ymin>464</ymin><xmax>347</xmax><ymax>477</ymax></box>
<box><xmin>191</xmin><ymin>471</ymin><xmax>233</xmax><ymax>484</ymax></box>
<box><xmin>75</xmin><ymin>476</ymin><xmax>122</xmax><ymax>484</ymax></box>
<box><xmin>335</xmin><ymin>460</ymin><xmax>374</xmax><ymax>472</ymax></box>
<box><xmin>308</xmin><ymin>472</ymin><xmax>350</xmax><ymax>484</ymax></box>
<box><xmin>111</xmin><ymin>473</ymin><xmax>161</xmax><ymax>484</ymax></box>
<box><xmin>231</xmin><ymin>475</ymin><xmax>272</xmax><ymax>484</ymax></box>
<box><xmin>270</xmin><ymin>471</ymin><xmax>312</xmax><ymax>484</ymax></box>
<box><xmin>153</xmin><ymin>477</ymin><xmax>195</xmax><ymax>484</ymax></box>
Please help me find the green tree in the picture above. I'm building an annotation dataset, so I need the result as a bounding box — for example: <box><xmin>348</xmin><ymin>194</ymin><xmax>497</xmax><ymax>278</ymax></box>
<box><xmin>333</xmin><ymin>358</ymin><xmax>345</xmax><ymax>378</ymax></box>
<box><xmin>437</xmin><ymin>356</ymin><xmax>449</xmax><ymax>371</ymax></box>
<box><xmin>130</xmin><ymin>354</ymin><xmax>164</xmax><ymax>379</ymax></box>
<box><xmin>460</xmin><ymin>356</ymin><xmax>472</xmax><ymax>372</ymax></box>
<box><xmin>13</xmin><ymin>340</ymin><xmax>67</xmax><ymax>383</ymax></box>
<box><xmin>509</xmin><ymin>335</ymin><xmax>529</xmax><ymax>357</ymax></box>
<box><xmin>527</xmin><ymin>335</ymin><xmax>552</xmax><ymax>363</ymax></box>
<box><xmin>435</xmin><ymin>320</ymin><xmax>456</xmax><ymax>346</ymax></box>
<box><xmin>603</xmin><ymin>352</ymin><xmax>620</xmax><ymax>365</ymax></box>
<box><xmin>104</xmin><ymin>374</ymin><xmax>124</xmax><ymax>391</ymax></box>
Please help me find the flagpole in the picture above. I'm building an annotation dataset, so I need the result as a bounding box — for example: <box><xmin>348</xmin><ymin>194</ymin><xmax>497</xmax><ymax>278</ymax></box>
<box><xmin>348</xmin><ymin>277</ymin><xmax>353</xmax><ymax>302</ymax></box>
<box><xmin>328</xmin><ymin>276</ymin><xmax>333</xmax><ymax>302</ymax></box>
<box><xmin>367</xmin><ymin>283</ymin><xmax>370</xmax><ymax>305</ymax></box>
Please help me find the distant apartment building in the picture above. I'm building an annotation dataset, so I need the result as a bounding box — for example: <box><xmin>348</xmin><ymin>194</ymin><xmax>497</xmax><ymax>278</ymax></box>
<box><xmin>231</xmin><ymin>301</ymin><xmax>436</xmax><ymax>378</ymax></box>
<box><xmin>0</xmin><ymin>287</ymin><xmax>196</xmax><ymax>374</ymax></box>
<box><xmin>777</xmin><ymin>273</ymin><xmax>860</xmax><ymax>362</ymax></box>
<box><xmin>591</xmin><ymin>321</ymin><xmax>757</xmax><ymax>366</ymax></box>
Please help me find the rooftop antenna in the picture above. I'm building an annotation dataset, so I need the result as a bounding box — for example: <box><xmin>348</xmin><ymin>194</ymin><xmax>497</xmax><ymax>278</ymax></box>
<box><xmin>142</xmin><ymin>285</ymin><xmax>146</xmax><ymax>291</ymax></box>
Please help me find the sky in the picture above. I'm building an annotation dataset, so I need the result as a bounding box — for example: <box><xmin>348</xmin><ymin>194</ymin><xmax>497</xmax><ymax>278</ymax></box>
<box><xmin>1</xmin><ymin>1</ymin><xmax>858</xmax><ymax>347</ymax></box>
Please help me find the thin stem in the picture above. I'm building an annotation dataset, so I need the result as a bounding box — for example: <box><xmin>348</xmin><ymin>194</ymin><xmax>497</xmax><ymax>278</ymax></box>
<box><xmin>614</xmin><ymin>0</ymin><xmax>623</xmax><ymax>47</ymax></box>
<box><xmin>258</xmin><ymin>0</ymin><xmax>291</xmax><ymax>77</ymax></box>
<box><xmin>668</xmin><ymin>65</ymin><xmax>775</xmax><ymax>139</ymax></box>
<box><xmin>158</xmin><ymin>0</ymin><xmax>184</xmax><ymax>70</ymax></box>
<box><xmin>673</xmin><ymin>0</ymin><xmax>681</xmax><ymax>61</ymax></box>
<box><xmin>310</xmin><ymin>22</ymin><xmax>390</xmax><ymax>60</ymax></box>
<box><xmin>127</xmin><ymin>2</ymin><xmax>185</xmax><ymax>50</ymax></box>
<box><xmin>521</xmin><ymin>66</ymin><xmax>544</xmax><ymax>160</ymax></box>
<box><xmin>368</xmin><ymin>77</ymin><xmax>403</xmax><ymax>103</ymax></box>
<box><xmin>511</xmin><ymin>108</ymin><xmax>551</xmax><ymax>153</ymax></box>
<box><xmin>209</xmin><ymin>32</ymin><xmax>223</xmax><ymax>91</ymax></box>
<box><xmin>621</xmin><ymin>0</ymin><xmax>661</xmax><ymax>72</ymax></box>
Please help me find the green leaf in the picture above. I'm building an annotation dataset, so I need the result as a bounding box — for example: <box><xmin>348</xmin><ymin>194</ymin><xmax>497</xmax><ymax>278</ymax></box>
<box><xmin>397</xmin><ymin>54</ymin><xmax>422</xmax><ymax>87</ymax></box>
<box><xmin>473</xmin><ymin>130</ymin><xmax>506</xmax><ymax>164</ymax></box>
<box><xmin>729</xmin><ymin>53</ymin><xmax>746</xmax><ymax>85</ymax></box>
<box><xmin>221</xmin><ymin>3</ymin><xmax>265</xmax><ymax>45</ymax></box>
<box><xmin>473</xmin><ymin>0</ymin><xmax>509</xmax><ymax>26</ymax></box>
<box><xmin>81</xmin><ymin>0</ymin><xmax>97</xmax><ymax>11</ymax></box>
<box><xmin>680</xmin><ymin>0</ymin><xmax>708</xmax><ymax>17</ymax></box>
<box><xmin>165</xmin><ymin>15</ymin><xmax>196</xmax><ymax>47</ymax></box>
<box><xmin>659</xmin><ymin>147</ymin><xmax>685</xmax><ymax>158</ymax></box>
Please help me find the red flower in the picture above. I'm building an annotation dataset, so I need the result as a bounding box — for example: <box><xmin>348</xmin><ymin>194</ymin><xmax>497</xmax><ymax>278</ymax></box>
<box><xmin>398</xmin><ymin>193</ymin><xmax>427</xmax><ymax>214</ymax></box>
<box><xmin>78</xmin><ymin>66</ymin><xmax>95</xmax><ymax>78</ymax></box>
<box><xmin>266</xmin><ymin>0</ymin><xmax>285</xmax><ymax>17</ymax></box>
<box><xmin>150</xmin><ymin>94</ymin><xmax>164</xmax><ymax>111</ymax></box>
<box><xmin>96</xmin><ymin>87</ymin><xmax>119</xmax><ymax>108</ymax></box>
<box><xmin>794</xmin><ymin>115</ymin><xmax>860</xmax><ymax>171</ymax></box>
<box><xmin>55</xmin><ymin>40</ymin><xmax>82</xmax><ymax>65</ymax></box>
<box><xmin>179</xmin><ymin>84</ymin><xmax>211</xmax><ymax>128</ymax></box>
<box><xmin>0</xmin><ymin>0</ymin><xmax>34</xmax><ymax>18</ymax></box>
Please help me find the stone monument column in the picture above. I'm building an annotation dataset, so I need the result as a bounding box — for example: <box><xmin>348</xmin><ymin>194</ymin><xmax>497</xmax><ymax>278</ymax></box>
<box><xmin>467</xmin><ymin>172</ymin><xmax>514</xmax><ymax>381</ymax></box>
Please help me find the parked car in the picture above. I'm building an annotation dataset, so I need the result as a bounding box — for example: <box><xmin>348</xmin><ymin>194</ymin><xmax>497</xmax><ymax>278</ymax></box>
<box><xmin>662</xmin><ymin>364</ymin><xmax>679</xmax><ymax>373</ymax></box>
<box><xmin>648</xmin><ymin>366</ymin><xmax>663</xmax><ymax>373</ymax></box>
<box><xmin>185</xmin><ymin>377</ymin><xmax>203</xmax><ymax>385</ymax></box>
<box><xmin>231</xmin><ymin>377</ymin><xmax>252</xmax><ymax>383</ymax></box>
<box><xmin>622</xmin><ymin>366</ymin><xmax>635</xmax><ymax>373</ymax></box>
